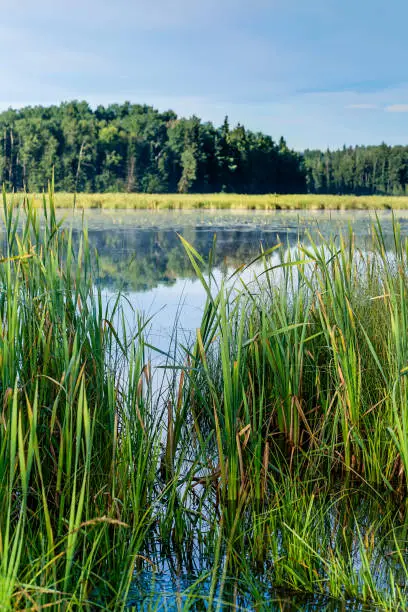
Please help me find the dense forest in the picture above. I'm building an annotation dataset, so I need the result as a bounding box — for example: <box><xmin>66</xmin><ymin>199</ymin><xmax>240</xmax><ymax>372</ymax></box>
<box><xmin>0</xmin><ymin>101</ymin><xmax>407</xmax><ymax>195</ymax></box>
<box><xmin>304</xmin><ymin>146</ymin><xmax>408</xmax><ymax>195</ymax></box>
<box><xmin>0</xmin><ymin>101</ymin><xmax>305</xmax><ymax>194</ymax></box>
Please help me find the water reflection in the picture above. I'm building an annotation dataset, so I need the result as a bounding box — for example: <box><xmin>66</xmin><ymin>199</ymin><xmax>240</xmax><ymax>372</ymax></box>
<box><xmin>60</xmin><ymin>209</ymin><xmax>408</xmax><ymax>357</ymax></box>
<box><xmin>85</xmin><ymin>223</ymin><xmax>298</xmax><ymax>292</ymax></box>
<box><xmin>65</xmin><ymin>209</ymin><xmax>408</xmax><ymax>611</ymax></box>
<box><xmin>59</xmin><ymin>208</ymin><xmax>408</xmax><ymax>294</ymax></box>
<box><xmin>127</xmin><ymin>488</ymin><xmax>401</xmax><ymax>610</ymax></box>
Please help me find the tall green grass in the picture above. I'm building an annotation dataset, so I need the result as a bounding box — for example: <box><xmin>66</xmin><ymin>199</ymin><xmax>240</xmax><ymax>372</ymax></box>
<box><xmin>182</xmin><ymin>220</ymin><xmax>408</xmax><ymax>491</ymax></box>
<box><xmin>0</xmin><ymin>187</ymin><xmax>166</xmax><ymax>609</ymax></box>
<box><xmin>170</xmin><ymin>218</ymin><xmax>408</xmax><ymax>606</ymax></box>
<box><xmin>1</xmin><ymin>188</ymin><xmax>408</xmax><ymax>609</ymax></box>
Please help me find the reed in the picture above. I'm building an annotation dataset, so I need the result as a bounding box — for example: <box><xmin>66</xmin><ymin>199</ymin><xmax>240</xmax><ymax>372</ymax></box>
<box><xmin>183</xmin><ymin>219</ymin><xmax>408</xmax><ymax>490</ymax></box>
<box><xmin>0</xmin><ymin>187</ymin><xmax>166</xmax><ymax>609</ymax></box>
<box><xmin>1</xmin><ymin>188</ymin><xmax>408</xmax><ymax>608</ymax></box>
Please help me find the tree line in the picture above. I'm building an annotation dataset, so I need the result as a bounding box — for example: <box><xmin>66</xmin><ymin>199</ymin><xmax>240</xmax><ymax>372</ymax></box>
<box><xmin>1</xmin><ymin>101</ymin><xmax>407</xmax><ymax>195</ymax></box>
<box><xmin>0</xmin><ymin>101</ymin><xmax>305</xmax><ymax>194</ymax></box>
<box><xmin>304</xmin><ymin>145</ymin><xmax>408</xmax><ymax>195</ymax></box>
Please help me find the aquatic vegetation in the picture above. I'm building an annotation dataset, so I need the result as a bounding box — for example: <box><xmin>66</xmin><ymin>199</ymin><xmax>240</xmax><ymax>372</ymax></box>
<box><xmin>8</xmin><ymin>191</ymin><xmax>408</xmax><ymax>211</ymax></box>
<box><xmin>2</xmin><ymin>188</ymin><xmax>408</xmax><ymax>609</ymax></box>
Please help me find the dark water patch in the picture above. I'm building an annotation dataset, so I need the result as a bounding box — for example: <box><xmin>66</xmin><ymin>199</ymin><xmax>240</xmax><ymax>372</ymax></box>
<box><xmin>127</xmin><ymin>571</ymin><xmax>375</xmax><ymax>610</ymax></box>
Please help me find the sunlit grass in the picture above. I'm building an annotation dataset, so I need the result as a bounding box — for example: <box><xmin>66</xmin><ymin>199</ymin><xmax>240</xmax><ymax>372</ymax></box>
<box><xmin>10</xmin><ymin>191</ymin><xmax>408</xmax><ymax>210</ymax></box>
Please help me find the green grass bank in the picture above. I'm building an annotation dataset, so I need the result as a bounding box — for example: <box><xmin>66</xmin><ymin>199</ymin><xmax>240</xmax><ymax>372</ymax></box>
<box><xmin>16</xmin><ymin>191</ymin><xmax>408</xmax><ymax>210</ymax></box>
<box><xmin>2</xmin><ymin>189</ymin><xmax>408</xmax><ymax>608</ymax></box>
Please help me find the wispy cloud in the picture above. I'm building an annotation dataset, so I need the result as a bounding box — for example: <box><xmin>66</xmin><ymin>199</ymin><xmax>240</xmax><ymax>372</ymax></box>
<box><xmin>385</xmin><ymin>104</ymin><xmax>408</xmax><ymax>112</ymax></box>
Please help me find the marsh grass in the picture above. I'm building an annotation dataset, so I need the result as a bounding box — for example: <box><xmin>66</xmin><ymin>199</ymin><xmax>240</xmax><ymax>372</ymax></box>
<box><xmin>182</xmin><ymin>221</ymin><xmax>408</xmax><ymax>490</ymax></box>
<box><xmin>0</xmin><ymin>186</ymin><xmax>166</xmax><ymax>609</ymax></box>
<box><xmin>1</xmin><ymin>187</ymin><xmax>408</xmax><ymax>609</ymax></box>
<box><xmin>8</xmin><ymin>191</ymin><xmax>408</xmax><ymax>211</ymax></box>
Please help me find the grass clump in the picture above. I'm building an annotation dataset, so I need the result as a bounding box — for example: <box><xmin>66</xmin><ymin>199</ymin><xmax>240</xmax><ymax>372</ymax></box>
<box><xmin>0</xmin><ymin>187</ymin><xmax>164</xmax><ymax>609</ymax></box>
<box><xmin>2</xmin><ymin>187</ymin><xmax>408</xmax><ymax>609</ymax></box>
<box><xmin>181</xmin><ymin>222</ymin><xmax>408</xmax><ymax>491</ymax></box>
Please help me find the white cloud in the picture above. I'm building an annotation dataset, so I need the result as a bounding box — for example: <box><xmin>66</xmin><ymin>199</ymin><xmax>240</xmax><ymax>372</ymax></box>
<box><xmin>385</xmin><ymin>104</ymin><xmax>408</xmax><ymax>112</ymax></box>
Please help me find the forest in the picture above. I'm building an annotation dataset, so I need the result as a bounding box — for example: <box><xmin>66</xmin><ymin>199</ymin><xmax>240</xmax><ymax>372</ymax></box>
<box><xmin>304</xmin><ymin>145</ymin><xmax>408</xmax><ymax>195</ymax></box>
<box><xmin>0</xmin><ymin>101</ymin><xmax>305</xmax><ymax>194</ymax></box>
<box><xmin>0</xmin><ymin>100</ymin><xmax>408</xmax><ymax>195</ymax></box>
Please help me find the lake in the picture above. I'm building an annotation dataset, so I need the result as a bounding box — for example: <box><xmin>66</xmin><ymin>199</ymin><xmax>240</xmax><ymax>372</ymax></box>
<box><xmin>63</xmin><ymin>208</ymin><xmax>408</xmax><ymax>355</ymax></box>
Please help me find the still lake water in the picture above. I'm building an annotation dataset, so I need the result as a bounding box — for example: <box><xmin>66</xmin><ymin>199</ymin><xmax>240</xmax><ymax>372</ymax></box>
<box><xmin>62</xmin><ymin>208</ymin><xmax>408</xmax><ymax>356</ymax></box>
<box><xmin>62</xmin><ymin>208</ymin><xmax>408</xmax><ymax>610</ymax></box>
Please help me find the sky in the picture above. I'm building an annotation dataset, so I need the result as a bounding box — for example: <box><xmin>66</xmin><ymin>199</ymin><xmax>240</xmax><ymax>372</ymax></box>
<box><xmin>0</xmin><ymin>0</ymin><xmax>407</xmax><ymax>150</ymax></box>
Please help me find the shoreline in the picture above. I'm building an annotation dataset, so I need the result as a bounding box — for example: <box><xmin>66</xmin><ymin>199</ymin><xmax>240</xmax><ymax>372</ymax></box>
<box><xmin>10</xmin><ymin>192</ymin><xmax>408</xmax><ymax>210</ymax></box>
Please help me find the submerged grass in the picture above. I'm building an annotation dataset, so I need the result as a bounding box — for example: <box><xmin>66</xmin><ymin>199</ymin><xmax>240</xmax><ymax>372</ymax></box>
<box><xmin>9</xmin><ymin>191</ymin><xmax>408</xmax><ymax>210</ymax></box>
<box><xmin>2</xmin><ymin>187</ymin><xmax>408</xmax><ymax>608</ymax></box>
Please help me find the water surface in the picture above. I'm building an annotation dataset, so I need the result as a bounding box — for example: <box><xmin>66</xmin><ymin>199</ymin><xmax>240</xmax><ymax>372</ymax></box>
<box><xmin>60</xmin><ymin>208</ymin><xmax>408</xmax><ymax>352</ymax></box>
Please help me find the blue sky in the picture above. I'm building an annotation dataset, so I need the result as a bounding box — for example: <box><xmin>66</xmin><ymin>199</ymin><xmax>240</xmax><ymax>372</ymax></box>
<box><xmin>1</xmin><ymin>0</ymin><xmax>407</xmax><ymax>150</ymax></box>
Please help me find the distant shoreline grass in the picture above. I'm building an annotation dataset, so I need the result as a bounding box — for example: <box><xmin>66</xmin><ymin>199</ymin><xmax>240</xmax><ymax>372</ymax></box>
<box><xmin>14</xmin><ymin>191</ymin><xmax>408</xmax><ymax>210</ymax></box>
